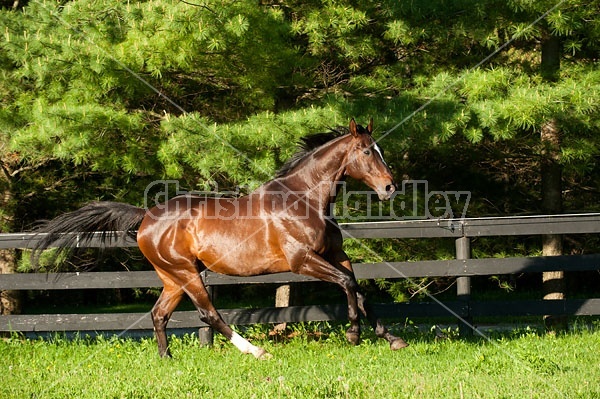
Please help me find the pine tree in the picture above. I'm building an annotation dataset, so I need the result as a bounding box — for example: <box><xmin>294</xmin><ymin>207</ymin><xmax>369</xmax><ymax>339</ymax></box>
<box><xmin>287</xmin><ymin>0</ymin><xmax>600</xmax><ymax>303</ymax></box>
<box><xmin>1</xmin><ymin>0</ymin><xmax>599</xmax><ymax>311</ymax></box>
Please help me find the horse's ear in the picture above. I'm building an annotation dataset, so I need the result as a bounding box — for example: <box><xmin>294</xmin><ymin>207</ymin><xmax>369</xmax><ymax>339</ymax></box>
<box><xmin>349</xmin><ymin>118</ymin><xmax>358</xmax><ymax>137</ymax></box>
<box><xmin>367</xmin><ymin>118</ymin><xmax>373</xmax><ymax>135</ymax></box>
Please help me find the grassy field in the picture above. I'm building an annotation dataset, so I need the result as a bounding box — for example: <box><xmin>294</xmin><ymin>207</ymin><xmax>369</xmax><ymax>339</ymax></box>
<box><xmin>2</xmin><ymin>323</ymin><xmax>599</xmax><ymax>399</ymax></box>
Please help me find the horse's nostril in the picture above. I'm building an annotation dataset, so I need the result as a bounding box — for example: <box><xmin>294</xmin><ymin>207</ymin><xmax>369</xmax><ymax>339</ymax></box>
<box><xmin>385</xmin><ymin>184</ymin><xmax>396</xmax><ymax>194</ymax></box>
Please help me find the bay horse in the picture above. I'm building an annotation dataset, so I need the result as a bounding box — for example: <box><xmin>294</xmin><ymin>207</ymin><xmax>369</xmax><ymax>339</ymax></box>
<box><xmin>32</xmin><ymin>118</ymin><xmax>408</xmax><ymax>359</ymax></box>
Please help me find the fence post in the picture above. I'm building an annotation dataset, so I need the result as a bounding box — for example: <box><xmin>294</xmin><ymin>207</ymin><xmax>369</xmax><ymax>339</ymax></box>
<box><xmin>273</xmin><ymin>284</ymin><xmax>292</xmax><ymax>333</ymax></box>
<box><xmin>198</xmin><ymin>271</ymin><xmax>214</xmax><ymax>346</ymax></box>
<box><xmin>455</xmin><ymin>236</ymin><xmax>472</xmax><ymax>337</ymax></box>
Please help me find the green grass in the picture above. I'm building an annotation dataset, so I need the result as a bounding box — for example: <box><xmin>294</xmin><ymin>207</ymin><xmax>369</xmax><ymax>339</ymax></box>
<box><xmin>2</xmin><ymin>323</ymin><xmax>600</xmax><ymax>398</ymax></box>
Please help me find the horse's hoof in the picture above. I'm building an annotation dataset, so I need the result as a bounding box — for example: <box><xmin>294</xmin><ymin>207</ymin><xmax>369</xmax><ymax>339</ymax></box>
<box><xmin>159</xmin><ymin>350</ymin><xmax>173</xmax><ymax>359</ymax></box>
<box><xmin>255</xmin><ymin>348</ymin><xmax>273</xmax><ymax>360</ymax></box>
<box><xmin>390</xmin><ymin>338</ymin><xmax>409</xmax><ymax>350</ymax></box>
<box><xmin>346</xmin><ymin>331</ymin><xmax>360</xmax><ymax>346</ymax></box>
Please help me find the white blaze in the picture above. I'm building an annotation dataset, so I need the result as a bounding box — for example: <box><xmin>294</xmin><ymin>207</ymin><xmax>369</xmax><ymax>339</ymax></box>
<box><xmin>373</xmin><ymin>143</ymin><xmax>388</xmax><ymax>166</ymax></box>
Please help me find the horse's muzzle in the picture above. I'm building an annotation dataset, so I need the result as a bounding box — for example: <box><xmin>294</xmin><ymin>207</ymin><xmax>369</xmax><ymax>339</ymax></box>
<box><xmin>378</xmin><ymin>183</ymin><xmax>396</xmax><ymax>201</ymax></box>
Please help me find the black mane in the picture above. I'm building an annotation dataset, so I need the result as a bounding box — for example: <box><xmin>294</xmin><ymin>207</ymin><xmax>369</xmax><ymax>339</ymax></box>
<box><xmin>275</xmin><ymin>127</ymin><xmax>347</xmax><ymax>178</ymax></box>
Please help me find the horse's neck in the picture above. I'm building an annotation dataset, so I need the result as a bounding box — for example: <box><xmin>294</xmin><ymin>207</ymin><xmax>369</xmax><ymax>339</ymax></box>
<box><xmin>275</xmin><ymin>135</ymin><xmax>349</xmax><ymax>209</ymax></box>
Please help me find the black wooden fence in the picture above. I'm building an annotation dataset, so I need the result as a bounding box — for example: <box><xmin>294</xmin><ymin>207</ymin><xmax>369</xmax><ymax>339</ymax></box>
<box><xmin>1</xmin><ymin>213</ymin><xmax>600</xmax><ymax>338</ymax></box>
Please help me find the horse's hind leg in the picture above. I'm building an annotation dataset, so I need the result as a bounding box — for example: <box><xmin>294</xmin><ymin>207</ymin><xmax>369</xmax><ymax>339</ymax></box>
<box><xmin>151</xmin><ymin>270</ymin><xmax>184</xmax><ymax>357</ymax></box>
<box><xmin>170</xmin><ymin>264</ymin><xmax>271</xmax><ymax>359</ymax></box>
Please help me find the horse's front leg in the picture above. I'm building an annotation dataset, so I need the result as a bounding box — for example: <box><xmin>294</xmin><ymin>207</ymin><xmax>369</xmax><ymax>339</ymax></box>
<box><xmin>329</xmin><ymin>250</ymin><xmax>408</xmax><ymax>350</ymax></box>
<box><xmin>293</xmin><ymin>249</ymin><xmax>362</xmax><ymax>345</ymax></box>
<box><xmin>356</xmin><ymin>291</ymin><xmax>409</xmax><ymax>350</ymax></box>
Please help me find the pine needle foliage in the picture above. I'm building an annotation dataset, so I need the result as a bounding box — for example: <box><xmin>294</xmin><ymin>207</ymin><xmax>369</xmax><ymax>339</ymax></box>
<box><xmin>1</xmin><ymin>0</ymin><xmax>599</xmax><ymax>302</ymax></box>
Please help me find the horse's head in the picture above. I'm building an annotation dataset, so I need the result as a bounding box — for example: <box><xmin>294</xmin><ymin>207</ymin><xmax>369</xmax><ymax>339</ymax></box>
<box><xmin>344</xmin><ymin>118</ymin><xmax>396</xmax><ymax>200</ymax></box>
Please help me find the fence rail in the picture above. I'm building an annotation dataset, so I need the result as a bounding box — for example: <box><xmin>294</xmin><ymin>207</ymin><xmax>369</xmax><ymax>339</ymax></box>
<box><xmin>1</xmin><ymin>213</ymin><xmax>600</xmax><ymax>336</ymax></box>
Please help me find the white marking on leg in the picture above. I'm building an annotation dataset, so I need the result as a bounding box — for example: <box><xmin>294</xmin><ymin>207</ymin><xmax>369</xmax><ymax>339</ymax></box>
<box><xmin>230</xmin><ymin>331</ymin><xmax>263</xmax><ymax>358</ymax></box>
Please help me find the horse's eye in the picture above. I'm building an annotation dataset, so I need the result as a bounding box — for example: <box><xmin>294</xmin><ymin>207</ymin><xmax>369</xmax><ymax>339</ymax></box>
<box><xmin>363</xmin><ymin>149</ymin><xmax>371</xmax><ymax>156</ymax></box>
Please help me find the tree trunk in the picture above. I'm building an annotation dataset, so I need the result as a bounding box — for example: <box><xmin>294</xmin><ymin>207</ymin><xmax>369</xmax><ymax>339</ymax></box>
<box><xmin>540</xmin><ymin>30</ymin><xmax>566</xmax><ymax>332</ymax></box>
<box><xmin>540</xmin><ymin>118</ymin><xmax>567</xmax><ymax>332</ymax></box>
<box><xmin>541</xmin><ymin>34</ymin><xmax>561</xmax><ymax>82</ymax></box>
<box><xmin>0</xmin><ymin>164</ymin><xmax>22</xmax><ymax>316</ymax></box>
<box><xmin>0</xmin><ymin>249</ymin><xmax>21</xmax><ymax>315</ymax></box>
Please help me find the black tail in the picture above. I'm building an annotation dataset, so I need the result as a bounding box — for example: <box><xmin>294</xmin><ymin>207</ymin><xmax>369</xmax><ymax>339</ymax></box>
<box><xmin>31</xmin><ymin>201</ymin><xmax>146</xmax><ymax>267</ymax></box>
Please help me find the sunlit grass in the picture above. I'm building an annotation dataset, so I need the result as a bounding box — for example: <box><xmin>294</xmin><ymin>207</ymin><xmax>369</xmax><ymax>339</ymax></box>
<box><xmin>2</xmin><ymin>322</ymin><xmax>600</xmax><ymax>398</ymax></box>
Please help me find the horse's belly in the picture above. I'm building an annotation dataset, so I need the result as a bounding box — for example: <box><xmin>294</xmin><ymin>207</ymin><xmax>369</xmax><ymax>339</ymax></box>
<box><xmin>201</xmin><ymin>252</ymin><xmax>290</xmax><ymax>276</ymax></box>
<box><xmin>196</xmin><ymin>235</ymin><xmax>290</xmax><ymax>276</ymax></box>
